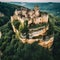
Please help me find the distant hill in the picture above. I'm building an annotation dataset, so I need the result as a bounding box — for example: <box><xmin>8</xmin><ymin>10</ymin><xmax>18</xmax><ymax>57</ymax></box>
<box><xmin>0</xmin><ymin>2</ymin><xmax>28</xmax><ymax>17</ymax></box>
<box><xmin>9</xmin><ymin>2</ymin><xmax>60</xmax><ymax>16</ymax></box>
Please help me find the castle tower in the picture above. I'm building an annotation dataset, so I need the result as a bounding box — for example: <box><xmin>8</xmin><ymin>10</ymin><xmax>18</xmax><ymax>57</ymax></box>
<box><xmin>34</xmin><ymin>5</ymin><xmax>40</xmax><ymax>17</ymax></box>
<box><xmin>14</xmin><ymin>9</ymin><xmax>18</xmax><ymax>16</ymax></box>
<box><xmin>41</xmin><ymin>13</ymin><xmax>49</xmax><ymax>23</ymax></box>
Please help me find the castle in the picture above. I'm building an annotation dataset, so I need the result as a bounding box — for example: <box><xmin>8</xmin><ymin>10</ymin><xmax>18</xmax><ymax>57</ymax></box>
<box><xmin>11</xmin><ymin>6</ymin><xmax>54</xmax><ymax>48</ymax></box>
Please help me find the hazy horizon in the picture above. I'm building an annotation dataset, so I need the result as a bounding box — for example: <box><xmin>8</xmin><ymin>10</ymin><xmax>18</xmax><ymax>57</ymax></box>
<box><xmin>0</xmin><ymin>0</ymin><xmax>60</xmax><ymax>2</ymax></box>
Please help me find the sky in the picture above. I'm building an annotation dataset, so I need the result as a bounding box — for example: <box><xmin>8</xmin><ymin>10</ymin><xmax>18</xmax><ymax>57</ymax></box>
<box><xmin>0</xmin><ymin>0</ymin><xmax>60</xmax><ymax>2</ymax></box>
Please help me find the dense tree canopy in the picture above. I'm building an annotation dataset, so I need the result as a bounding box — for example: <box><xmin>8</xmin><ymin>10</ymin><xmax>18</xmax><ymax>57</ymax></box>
<box><xmin>0</xmin><ymin>2</ymin><xmax>60</xmax><ymax>60</ymax></box>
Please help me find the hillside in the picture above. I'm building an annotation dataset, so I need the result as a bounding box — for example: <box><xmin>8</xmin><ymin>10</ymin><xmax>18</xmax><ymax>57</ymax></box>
<box><xmin>0</xmin><ymin>2</ymin><xmax>60</xmax><ymax>60</ymax></box>
<box><xmin>0</xmin><ymin>2</ymin><xmax>29</xmax><ymax>27</ymax></box>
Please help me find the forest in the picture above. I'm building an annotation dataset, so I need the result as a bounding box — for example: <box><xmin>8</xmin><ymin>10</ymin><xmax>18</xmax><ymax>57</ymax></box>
<box><xmin>0</xmin><ymin>2</ymin><xmax>60</xmax><ymax>60</ymax></box>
